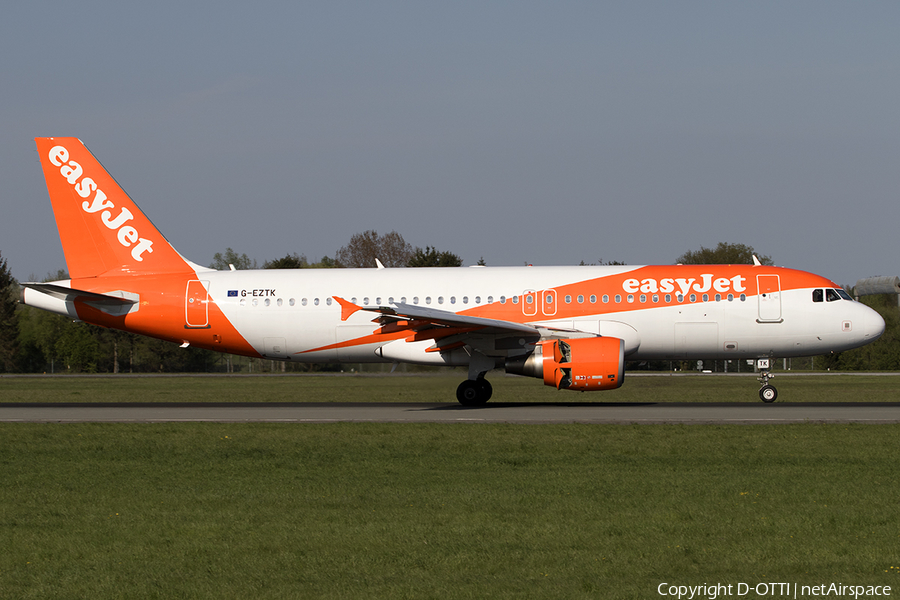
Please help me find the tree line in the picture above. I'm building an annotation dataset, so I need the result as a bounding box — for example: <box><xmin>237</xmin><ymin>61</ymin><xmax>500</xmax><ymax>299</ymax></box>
<box><xmin>1</xmin><ymin>241</ymin><xmax>897</xmax><ymax>374</ymax></box>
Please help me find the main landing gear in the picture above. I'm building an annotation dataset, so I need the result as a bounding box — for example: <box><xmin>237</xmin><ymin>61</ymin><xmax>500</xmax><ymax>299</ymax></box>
<box><xmin>457</xmin><ymin>351</ymin><xmax>496</xmax><ymax>406</ymax></box>
<box><xmin>757</xmin><ymin>358</ymin><xmax>777</xmax><ymax>403</ymax></box>
<box><xmin>456</xmin><ymin>377</ymin><xmax>493</xmax><ymax>406</ymax></box>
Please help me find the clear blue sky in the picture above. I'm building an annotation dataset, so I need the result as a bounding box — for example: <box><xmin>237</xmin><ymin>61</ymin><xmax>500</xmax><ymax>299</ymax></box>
<box><xmin>3</xmin><ymin>2</ymin><xmax>899</xmax><ymax>285</ymax></box>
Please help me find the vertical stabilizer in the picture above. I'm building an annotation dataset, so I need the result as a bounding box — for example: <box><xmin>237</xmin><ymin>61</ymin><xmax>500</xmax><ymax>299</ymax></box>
<box><xmin>35</xmin><ymin>137</ymin><xmax>192</xmax><ymax>278</ymax></box>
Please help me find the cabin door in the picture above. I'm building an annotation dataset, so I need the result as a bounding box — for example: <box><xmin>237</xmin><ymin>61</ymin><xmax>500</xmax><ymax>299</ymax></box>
<box><xmin>185</xmin><ymin>280</ymin><xmax>209</xmax><ymax>328</ymax></box>
<box><xmin>757</xmin><ymin>274</ymin><xmax>782</xmax><ymax>322</ymax></box>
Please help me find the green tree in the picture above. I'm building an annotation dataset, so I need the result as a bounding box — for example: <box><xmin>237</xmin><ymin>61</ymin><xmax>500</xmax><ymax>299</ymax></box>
<box><xmin>264</xmin><ymin>253</ymin><xmax>308</xmax><ymax>269</ymax></box>
<box><xmin>263</xmin><ymin>253</ymin><xmax>340</xmax><ymax>269</ymax></box>
<box><xmin>310</xmin><ymin>256</ymin><xmax>340</xmax><ymax>269</ymax></box>
<box><xmin>15</xmin><ymin>269</ymin><xmax>71</xmax><ymax>373</ymax></box>
<box><xmin>0</xmin><ymin>251</ymin><xmax>19</xmax><ymax>372</ymax></box>
<box><xmin>407</xmin><ymin>246</ymin><xmax>463</xmax><ymax>267</ymax></box>
<box><xmin>210</xmin><ymin>248</ymin><xmax>257</xmax><ymax>270</ymax></box>
<box><xmin>676</xmin><ymin>243</ymin><xmax>772</xmax><ymax>265</ymax></box>
<box><xmin>335</xmin><ymin>230</ymin><xmax>412</xmax><ymax>268</ymax></box>
<box><xmin>54</xmin><ymin>321</ymin><xmax>101</xmax><ymax>373</ymax></box>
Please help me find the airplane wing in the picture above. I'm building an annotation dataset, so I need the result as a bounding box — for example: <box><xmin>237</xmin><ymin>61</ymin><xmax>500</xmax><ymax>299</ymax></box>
<box><xmin>332</xmin><ymin>296</ymin><xmax>592</xmax><ymax>356</ymax></box>
<box><xmin>361</xmin><ymin>301</ymin><xmax>540</xmax><ymax>336</ymax></box>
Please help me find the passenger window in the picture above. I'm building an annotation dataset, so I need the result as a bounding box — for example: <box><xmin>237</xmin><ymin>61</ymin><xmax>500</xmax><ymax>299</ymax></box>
<box><xmin>615</xmin><ymin>294</ymin><xmax>621</xmax><ymax>303</ymax></box>
<box><xmin>690</xmin><ymin>294</ymin><xmax>696</xmax><ymax>302</ymax></box>
<box><xmin>577</xmin><ymin>295</ymin><xmax>584</xmax><ymax>303</ymax></box>
<box><xmin>702</xmin><ymin>294</ymin><xmax>708</xmax><ymax>302</ymax></box>
<box><xmin>812</xmin><ymin>289</ymin><xmax>823</xmax><ymax>303</ymax></box>
<box><xmin>564</xmin><ymin>295</ymin><xmax>571</xmax><ymax>304</ymax></box>
<box><xmin>652</xmin><ymin>294</ymin><xmax>659</xmax><ymax>303</ymax></box>
<box><xmin>665</xmin><ymin>294</ymin><xmax>671</xmax><ymax>303</ymax></box>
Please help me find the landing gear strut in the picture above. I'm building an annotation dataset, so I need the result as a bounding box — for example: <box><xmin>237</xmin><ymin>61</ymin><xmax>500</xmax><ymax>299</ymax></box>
<box><xmin>757</xmin><ymin>359</ymin><xmax>777</xmax><ymax>403</ymax></box>
<box><xmin>456</xmin><ymin>377</ymin><xmax>493</xmax><ymax>406</ymax></box>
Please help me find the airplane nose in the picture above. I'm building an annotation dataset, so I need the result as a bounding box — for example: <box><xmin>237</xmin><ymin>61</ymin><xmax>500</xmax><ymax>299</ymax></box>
<box><xmin>861</xmin><ymin>305</ymin><xmax>886</xmax><ymax>342</ymax></box>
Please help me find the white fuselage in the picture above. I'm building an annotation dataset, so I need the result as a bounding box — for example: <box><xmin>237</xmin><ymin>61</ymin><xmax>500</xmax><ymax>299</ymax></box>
<box><xmin>192</xmin><ymin>265</ymin><xmax>884</xmax><ymax>364</ymax></box>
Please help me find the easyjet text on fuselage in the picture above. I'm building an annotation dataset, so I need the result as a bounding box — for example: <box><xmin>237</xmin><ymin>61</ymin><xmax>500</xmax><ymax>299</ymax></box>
<box><xmin>622</xmin><ymin>274</ymin><xmax>747</xmax><ymax>296</ymax></box>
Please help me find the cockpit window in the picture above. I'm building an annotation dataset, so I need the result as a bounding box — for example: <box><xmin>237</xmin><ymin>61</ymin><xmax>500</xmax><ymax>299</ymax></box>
<box><xmin>836</xmin><ymin>288</ymin><xmax>852</xmax><ymax>301</ymax></box>
<box><xmin>812</xmin><ymin>289</ymin><xmax>823</xmax><ymax>303</ymax></box>
<box><xmin>826</xmin><ymin>288</ymin><xmax>841</xmax><ymax>302</ymax></box>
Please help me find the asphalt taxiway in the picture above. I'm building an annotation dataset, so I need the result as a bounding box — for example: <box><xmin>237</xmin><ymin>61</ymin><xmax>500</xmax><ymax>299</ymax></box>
<box><xmin>2</xmin><ymin>402</ymin><xmax>900</xmax><ymax>424</ymax></box>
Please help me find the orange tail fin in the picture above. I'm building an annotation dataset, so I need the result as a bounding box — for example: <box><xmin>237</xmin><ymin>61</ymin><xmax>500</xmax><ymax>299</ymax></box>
<box><xmin>35</xmin><ymin>137</ymin><xmax>194</xmax><ymax>278</ymax></box>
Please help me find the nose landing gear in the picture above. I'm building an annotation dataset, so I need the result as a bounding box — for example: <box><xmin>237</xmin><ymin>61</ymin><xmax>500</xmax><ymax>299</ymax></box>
<box><xmin>757</xmin><ymin>358</ymin><xmax>777</xmax><ymax>403</ymax></box>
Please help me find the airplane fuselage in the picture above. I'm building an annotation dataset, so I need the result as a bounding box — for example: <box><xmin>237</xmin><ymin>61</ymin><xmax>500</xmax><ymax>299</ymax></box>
<box><xmin>26</xmin><ymin>264</ymin><xmax>883</xmax><ymax>366</ymax></box>
<box><xmin>23</xmin><ymin>137</ymin><xmax>886</xmax><ymax>403</ymax></box>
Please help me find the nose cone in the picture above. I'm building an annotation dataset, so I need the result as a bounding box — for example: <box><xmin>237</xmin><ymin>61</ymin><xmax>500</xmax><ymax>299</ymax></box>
<box><xmin>861</xmin><ymin>305</ymin><xmax>886</xmax><ymax>342</ymax></box>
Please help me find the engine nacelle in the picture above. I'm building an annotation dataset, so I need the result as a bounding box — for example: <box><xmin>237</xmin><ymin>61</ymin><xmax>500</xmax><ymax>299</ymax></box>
<box><xmin>506</xmin><ymin>337</ymin><xmax>625</xmax><ymax>391</ymax></box>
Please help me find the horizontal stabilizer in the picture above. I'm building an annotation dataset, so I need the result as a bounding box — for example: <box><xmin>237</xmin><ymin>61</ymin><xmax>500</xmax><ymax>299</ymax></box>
<box><xmin>22</xmin><ymin>283</ymin><xmax>137</xmax><ymax>306</ymax></box>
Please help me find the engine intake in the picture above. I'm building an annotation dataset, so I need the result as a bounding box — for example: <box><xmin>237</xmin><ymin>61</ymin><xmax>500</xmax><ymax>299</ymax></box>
<box><xmin>506</xmin><ymin>337</ymin><xmax>625</xmax><ymax>391</ymax></box>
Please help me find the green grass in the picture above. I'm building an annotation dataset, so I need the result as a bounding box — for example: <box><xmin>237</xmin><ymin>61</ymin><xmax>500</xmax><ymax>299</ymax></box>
<box><xmin>1</xmin><ymin>372</ymin><xmax>899</xmax><ymax>403</ymax></box>
<box><xmin>1</xmin><ymin>423</ymin><xmax>899</xmax><ymax>599</ymax></box>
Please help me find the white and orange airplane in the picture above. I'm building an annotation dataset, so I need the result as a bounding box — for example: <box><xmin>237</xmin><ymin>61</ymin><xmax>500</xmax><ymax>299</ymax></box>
<box><xmin>22</xmin><ymin>137</ymin><xmax>885</xmax><ymax>404</ymax></box>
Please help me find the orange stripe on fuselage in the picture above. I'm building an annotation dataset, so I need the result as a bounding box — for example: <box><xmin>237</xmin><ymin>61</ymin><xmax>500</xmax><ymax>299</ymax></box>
<box><xmin>296</xmin><ymin>330</ymin><xmax>410</xmax><ymax>355</ymax></box>
<box><xmin>454</xmin><ymin>265</ymin><xmax>835</xmax><ymax>323</ymax></box>
<box><xmin>70</xmin><ymin>274</ymin><xmax>261</xmax><ymax>358</ymax></box>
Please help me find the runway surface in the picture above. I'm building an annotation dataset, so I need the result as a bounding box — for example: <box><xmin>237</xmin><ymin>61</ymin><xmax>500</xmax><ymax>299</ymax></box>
<box><xmin>3</xmin><ymin>402</ymin><xmax>900</xmax><ymax>424</ymax></box>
